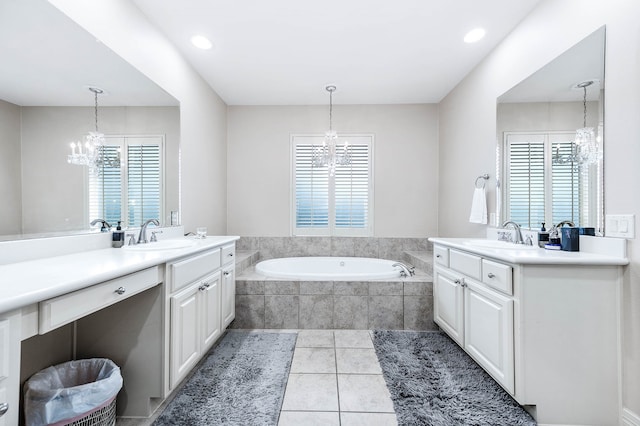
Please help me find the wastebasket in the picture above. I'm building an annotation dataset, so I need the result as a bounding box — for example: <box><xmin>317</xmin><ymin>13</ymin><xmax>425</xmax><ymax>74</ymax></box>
<box><xmin>24</xmin><ymin>358</ymin><xmax>123</xmax><ymax>426</ymax></box>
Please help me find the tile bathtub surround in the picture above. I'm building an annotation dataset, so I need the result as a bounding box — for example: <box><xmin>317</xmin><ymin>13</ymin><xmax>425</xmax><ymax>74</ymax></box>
<box><xmin>236</xmin><ymin>236</ymin><xmax>430</xmax><ymax>261</ymax></box>
<box><xmin>232</xmin><ymin>277</ymin><xmax>437</xmax><ymax>331</ymax></box>
<box><xmin>278</xmin><ymin>330</ymin><xmax>397</xmax><ymax>426</ymax></box>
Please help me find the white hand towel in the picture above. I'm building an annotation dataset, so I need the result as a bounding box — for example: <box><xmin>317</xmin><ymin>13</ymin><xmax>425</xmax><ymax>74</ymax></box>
<box><xmin>469</xmin><ymin>187</ymin><xmax>488</xmax><ymax>224</ymax></box>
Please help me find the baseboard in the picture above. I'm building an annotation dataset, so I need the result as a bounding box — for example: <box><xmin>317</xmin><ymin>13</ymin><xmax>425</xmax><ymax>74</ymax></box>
<box><xmin>623</xmin><ymin>407</ymin><xmax>640</xmax><ymax>426</ymax></box>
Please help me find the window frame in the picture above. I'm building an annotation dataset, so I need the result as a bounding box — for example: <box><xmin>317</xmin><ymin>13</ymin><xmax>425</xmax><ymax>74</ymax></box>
<box><xmin>290</xmin><ymin>133</ymin><xmax>374</xmax><ymax>237</ymax></box>
<box><xmin>87</xmin><ymin>134</ymin><xmax>165</xmax><ymax>228</ymax></box>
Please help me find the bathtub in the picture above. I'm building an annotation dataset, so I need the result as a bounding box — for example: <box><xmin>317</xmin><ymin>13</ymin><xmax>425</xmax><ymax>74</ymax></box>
<box><xmin>255</xmin><ymin>257</ymin><xmax>402</xmax><ymax>280</ymax></box>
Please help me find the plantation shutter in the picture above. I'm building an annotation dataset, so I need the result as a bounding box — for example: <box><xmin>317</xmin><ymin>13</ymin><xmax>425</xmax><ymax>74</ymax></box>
<box><xmin>294</xmin><ymin>143</ymin><xmax>329</xmax><ymax>230</ymax></box>
<box><xmin>292</xmin><ymin>135</ymin><xmax>373</xmax><ymax>236</ymax></box>
<box><xmin>88</xmin><ymin>136</ymin><xmax>163</xmax><ymax>228</ymax></box>
<box><xmin>506</xmin><ymin>134</ymin><xmax>545</xmax><ymax>229</ymax></box>
<box><xmin>127</xmin><ymin>142</ymin><xmax>161</xmax><ymax>227</ymax></box>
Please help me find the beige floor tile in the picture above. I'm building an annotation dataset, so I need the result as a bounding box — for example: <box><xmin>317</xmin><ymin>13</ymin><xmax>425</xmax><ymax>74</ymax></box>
<box><xmin>340</xmin><ymin>412</ymin><xmax>398</xmax><ymax>426</ymax></box>
<box><xmin>278</xmin><ymin>411</ymin><xmax>340</xmax><ymax>426</ymax></box>
<box><xmin>336</xmin><ymin>348</ymin><xmax>382</xmax><ymax>374</ymax></box>
<box><xmin>281</xmin><ymin>374</ymin><xmax>339</xmax><ymax>411</ymax></box>
<box><xmin>337</xmin><ymin>374</ymin><xmax>395</xmax><ymax>413</ymax></box>
<box><xmin>290</xmin><ymin>347</ymin><xmax>336</xmax><ymax>374</ymax></box>
<box><xmin>334</xmin><ymin>330</ymin><xmax>374</xmax><ymax>348</ymax></box>
<box><xmin>296</xmin><ymin>330</ymin><xmax>335</xmax><ymax>347</ymax></box>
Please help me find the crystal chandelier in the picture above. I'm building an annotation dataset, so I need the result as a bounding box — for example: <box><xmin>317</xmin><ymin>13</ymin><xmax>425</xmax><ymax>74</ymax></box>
<box><xmin>573</xmin><ymin>80</ymin><xmax>601</xmax><ymax>165</ymax></box>
<box><xmin>67</xmin><ymin>87</ymin><xmax>120</xmax><ymax>172</ymax></box>
<box><xmin>312</xmin><ymin>85</ymin><xmax>351</xmax><ymax>176</ymax></box>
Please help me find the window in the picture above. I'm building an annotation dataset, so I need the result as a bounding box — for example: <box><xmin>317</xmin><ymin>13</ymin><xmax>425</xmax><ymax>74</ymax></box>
<box><xmin>89</xmin><ymin>135</ymin><xmax>164</xmax><ymax>228</ymax></box>
<box><xmin>292</xmin><ymin>134</ymin><xmax>373</xmax><ymax>236</ymax></box>
<box><xmin>504</xmin><ymin>131</ymin><xmax>593</xmax><ymax>229</ymax></box>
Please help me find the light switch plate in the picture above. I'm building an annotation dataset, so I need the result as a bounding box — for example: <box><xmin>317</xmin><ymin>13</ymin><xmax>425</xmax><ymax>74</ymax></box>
<box><xmin>606</xmin><ymin>214</ymin><xmax>635</xmax><ymax>238</ymax></box>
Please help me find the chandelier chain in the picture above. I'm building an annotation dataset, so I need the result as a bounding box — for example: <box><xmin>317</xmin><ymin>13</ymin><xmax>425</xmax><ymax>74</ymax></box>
<box><xmin>582</xmin><ymin>86</ymin><xmax>587</xmax><ymax>128</ymax></box>
<box><xmin>94</xmin><ymin>89</ymin><xmax>99</xmax><ymax>133</ymax></box>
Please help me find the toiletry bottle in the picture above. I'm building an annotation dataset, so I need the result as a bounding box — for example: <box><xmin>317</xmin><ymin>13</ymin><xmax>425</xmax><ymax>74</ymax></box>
<box><xmin>112</xmin><ymin>221</ymin><xmax>125</xmax><ymax>248</ymax></box>
<box><xmin>538</xmin><ymin>223</ymin><xmax>549</xmax><ymax>248</ymax></box>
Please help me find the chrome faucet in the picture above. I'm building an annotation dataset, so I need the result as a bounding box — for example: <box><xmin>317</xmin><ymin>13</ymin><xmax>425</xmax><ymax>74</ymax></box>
<box><xmin>554</xmin><ymin>220</ymin><xmax>575</xmax><ymax>231</ymax></box>
<box><xmin>392</xmin><ymin>262</ymin><xmax>415</xmax><ymax>278</ymax></box>
<box><xmin>137</xmin><ymin>219</ymin><xmax>160</xmax><ymax>244</ymax></box>
<box><xmin>501</xmin><ymin>220</ymin><xmax>524</xmax><ymax>244</ymax></box>
<box><xmin>90</xmin><ymin>219</ymin><xmax>111</xmax><ymax>232</ymax></box>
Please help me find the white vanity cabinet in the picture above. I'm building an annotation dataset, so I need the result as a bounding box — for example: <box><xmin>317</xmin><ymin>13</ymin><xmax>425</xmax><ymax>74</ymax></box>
<box><xmin>168</xmin><ymin>248</ymin><xmax>222</xmax><ymax>388</ymax></box>
<box><xmin>221</xmin><ymin>243</ymin><xmax>236</xmax><ymax>328</ymax></box>
<box><xmin>0</xmin><ymin>311</ymin><xmax>20</xmax><ymax>426</ymax></box>
<box><xmin>431</xmin><ymin>240</ymin><xmax>625</xmax><ymax>425</ymax></box>
<box><xmin>433</xmin><ymin>248</ymin><xmax>514</xmax><ymax>393</ymax></box>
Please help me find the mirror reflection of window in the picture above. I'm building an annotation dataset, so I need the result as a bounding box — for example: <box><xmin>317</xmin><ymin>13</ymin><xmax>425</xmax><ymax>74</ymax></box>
<box><xmin>89</xmin><ymin>136</ymin><xmax>164</xmax><ymax>228</ymax></box>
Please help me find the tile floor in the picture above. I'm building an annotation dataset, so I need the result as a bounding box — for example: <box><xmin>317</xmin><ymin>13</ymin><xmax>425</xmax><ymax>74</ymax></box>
<box><xmin>278</xmin><ymin>330</ymin><xmax>397</xmax><ymax>426</ymax></box>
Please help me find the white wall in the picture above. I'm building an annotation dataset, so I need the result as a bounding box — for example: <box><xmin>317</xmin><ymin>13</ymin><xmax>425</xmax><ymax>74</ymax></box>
<box><xmin>0</xmin><ymin>99</ymin><xmax>22</xmax><ymax>235</ymax></box>
<box><xmin>438</xmin><ymin>0</ymin><xmax>640</xmax><ymax>418</ymax></box>
<box><xmin>49</xmin><ymin>0</ymin><xmax>228</xmax><ymax>235</ymax></box>
<box><xmin>227</xmin><ymin>104</ymin><xmax>438</xmax><ymax>237</ymax></box>
<box><xmin>19</xmin><ymin>106</ymin><xmax>179</xmax><ymax>233</ymax></box>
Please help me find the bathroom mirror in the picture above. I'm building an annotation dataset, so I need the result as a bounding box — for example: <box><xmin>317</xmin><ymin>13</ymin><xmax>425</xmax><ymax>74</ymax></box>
<box><xmin>0</xmin><ymin>0</ymin><xmax>180</xmax><ymax>241</ymax></box>
<box><xmin>496</xmin><ymin>26</ymin><xmax>605</xmax><ymax>233</ymax></box>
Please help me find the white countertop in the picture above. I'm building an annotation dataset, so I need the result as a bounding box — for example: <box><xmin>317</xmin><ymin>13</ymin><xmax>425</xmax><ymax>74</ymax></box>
<box><xmin>0</xmin><ymin>236</ymin><xmax>239</xmax><ymax>314</ymax></box>
<box><xmin>429</xmin><ymin>237</ymin><xmax>629</xmax><ymax>266</ymax></box>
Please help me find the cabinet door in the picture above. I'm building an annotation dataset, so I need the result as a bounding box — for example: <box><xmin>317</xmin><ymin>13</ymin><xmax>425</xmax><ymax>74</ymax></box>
<box><xmin>433</xmin><ymin>268</ymin><xmax>464</xmax><ymax>346</ymax></box>
<box><xmin>221</xmin><ymin>266</ymin><xmax>235</xmax><ymax>328</ymax></box>
<box><xmin>464</xmin><ymin>279</ymin><xmax>514</xmax><ymax>394</ymax></box>
<box><xmin>170</xmin><ymin>285</ymin><xmax>200</xmax><ymax>388</ymax></box>
<box><xmin>200</xmin><ymin>271</ymin><xmax>222</xmax><ymax>351</ymax></box>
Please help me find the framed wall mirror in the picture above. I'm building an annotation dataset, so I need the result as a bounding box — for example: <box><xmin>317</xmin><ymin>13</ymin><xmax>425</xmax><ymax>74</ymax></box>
<box><xmin>496</xmin><ymin>26</ymin><xmax>605</xmax><ymax>233</ymax></box>
<box><xmin>0</xmin><ymin>0</ymin><xmax>180</xmax><ymax>241</ymax></box>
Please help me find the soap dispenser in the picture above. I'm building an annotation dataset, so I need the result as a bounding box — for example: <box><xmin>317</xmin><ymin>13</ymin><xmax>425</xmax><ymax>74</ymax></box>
<box><xmin>112</xmin><ymin>221</ymin><xmax>125</xmax><ymax>248</ymax></box>
<box><xmin>538</xmin><ymin>223</ymin><xmax>549</xmax><ymax>248</ymax></box>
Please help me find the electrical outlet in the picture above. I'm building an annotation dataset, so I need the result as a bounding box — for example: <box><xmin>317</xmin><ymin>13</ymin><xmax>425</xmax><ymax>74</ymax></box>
<box><xmin>606</xmin><ymin>214</ymin><xmax>635</xmax><ymax>238</ymax></box>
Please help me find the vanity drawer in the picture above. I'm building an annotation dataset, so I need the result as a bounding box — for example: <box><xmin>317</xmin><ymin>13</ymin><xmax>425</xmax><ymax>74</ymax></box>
<box><xmin>449</xmin><ymin>249</ymin><xmax>482</xmax><ymax>281</ymax></box>
<box><xmin>482</xmin><ymin>259</ymin><xmax>513</xmax><ymax>295</ymax></box>
<box><xmin>39</xmin><ymin>267</ymin><xmax>160</xmax><ymax>334</ymax></box>
<box><xmin>170</xmin><ymin>248</ymin><xmax>221</xmax><ymax>292</ymax></box>
<box><xmin>434</xmin><ymin>246</ymin><xmax>449</xmax><ymax>267</ymax></box>
<box><xmin>221</xmin><ymin>244</ymin><xmax>235</xmax><ymax>266</ymax></box>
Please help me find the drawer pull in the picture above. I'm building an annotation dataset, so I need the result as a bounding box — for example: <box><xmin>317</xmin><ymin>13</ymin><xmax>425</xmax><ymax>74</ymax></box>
<box><xmin>0</xmin><ymin>403</ymin><xmax>8</xmax><ymax>417</ymax></box>
<box><xmin>114</xmin><ymin>287</ymin><xmax>126</xmax><ymax>295</ymax></box>
<box><xmin>487</xmin><ymin>273</ymin><xmax>496</xmax><ymax>279</ymax></box>
<box><xmin>199</xmin><ymin>283</ymin><xmax>211</xmax><ymax>291</ymax></box>
<box><xmin>224</xmin><ymin>271</ymin><xmax>230</xmax><ymax>277</ymax></box>
<box><xmin>454</xmin><ymin>279</ymin><xmax>461</xmax><ymax>284</ymax></box>
<box><xmin>460</xmin><ymin>279</ymin><xmax>467</xmax><ymax>288</ymax></box>
<box><xmin>227</xmin><ymin>253</ymin><xmax>234</xmax><ymax>257</ymax></box>
<box><xmin>436</xmin><ymin>254</ymin><xmax>442</xmax><ymax>258</ymax></box>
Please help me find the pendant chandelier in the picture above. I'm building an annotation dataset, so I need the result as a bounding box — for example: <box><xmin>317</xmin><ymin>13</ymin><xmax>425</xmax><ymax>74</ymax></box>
<box><xmin>67</xmin><ymin>87</ymin><xmax>120</xmax><ymax>172</ymax></box>
<box><xmin>574</xmin><ymin>80</ymin><xmax>601</xmax><ymax>165</ymax></box>
<box><xmin>312</xmin><ymin>85</ymin><xmax>351</xmax><ymax>176</ymax></box>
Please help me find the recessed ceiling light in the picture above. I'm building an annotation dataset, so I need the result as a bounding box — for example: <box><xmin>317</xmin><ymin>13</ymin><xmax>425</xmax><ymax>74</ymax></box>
<box><xmin>464</xmin><ymin>28</ymin><xmax>486</xmax><ymax>43</ymax></box>
<box><xmin>191</xmin><ymin>35</ymin><xmax>213</xmax><ymax>50</ymax></box>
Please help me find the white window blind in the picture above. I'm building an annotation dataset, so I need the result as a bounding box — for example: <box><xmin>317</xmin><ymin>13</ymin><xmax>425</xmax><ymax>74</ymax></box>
<box><xmin>505</xmin><ymin>132</ymin><xmax>586</xmax><ymax>229</ymax></box>
<box><xmin>89</xmin><ymin>136</ymin><xmax>164</xmax><ymax>228</ymax></box>
<box><xmin>292</xmin><ymin>134</ymin><xmax>373</xmax><ymax>236</ymax></box>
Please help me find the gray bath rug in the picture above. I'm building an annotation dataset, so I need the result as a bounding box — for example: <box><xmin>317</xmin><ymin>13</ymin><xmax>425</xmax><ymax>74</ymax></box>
<box><xmin>372</xmin><ymin>330</ymin><xmax>536</xmax><ymax>426</ymax></box>
<box><xmin>154</xmin><ymin>331</ymin><xmax>296</xmax><ymax>426</ymax></box>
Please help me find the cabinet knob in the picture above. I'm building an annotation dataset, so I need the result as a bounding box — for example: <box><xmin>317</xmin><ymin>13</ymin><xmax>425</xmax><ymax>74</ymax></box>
<box><xmin>454</xmin><ymin>279</ymin><xmax>461</xmax><ymax>284</ymax></box>
<box><xmin>114</xmin><ymin>287</ymin><xmax>126</xmax><ymax>295</ymax></box>
<box><xmin>0</xmin><ymin>403</ymin><xmax>8</xmax><ymax>417</ymax></box>
<box><xmin>224</xmin><ymin>271</ymin><xmax>230</xmax><ymax>277</ymax></box>
<box><xmin>436</xmin><ymin>254</ymin><xmax>442</xmax><ymax>258</ymax></box>
<box><xmin>227</xmin><ymin>253</ymin><xmax>234</xmax><ymax>257</ymax></box>
<box><xmin>487</xmin><ymin>273</ymin><xmax>495</xmax><ymax>279</ymax></box>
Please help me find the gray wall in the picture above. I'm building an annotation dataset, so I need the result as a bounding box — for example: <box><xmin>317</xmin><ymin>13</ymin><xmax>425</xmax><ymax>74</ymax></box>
<box><xmin>227</xmin><ymin>104</ymin><xmax>438</xmax><ymax>237</ymax></box>
<box><xmin>0</xmin><ymin>99</ymin><xmax>22</xmax><ymax>235</ymax></box>
<box><xmin>438</xmin><ymin>0</ymin><xmax>640</xmax><ymax>417</ymax></box>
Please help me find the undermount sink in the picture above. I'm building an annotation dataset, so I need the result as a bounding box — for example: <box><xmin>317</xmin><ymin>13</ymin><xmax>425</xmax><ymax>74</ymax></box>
<box><xmin>463</xmin><ymin>239</ymin><xmax>538</xmax><ymax>250</ymax></box>
<box><xmin>122</xmin><ymin>239</ymin><xmax>196</xmax><ymax>251</ymax></box>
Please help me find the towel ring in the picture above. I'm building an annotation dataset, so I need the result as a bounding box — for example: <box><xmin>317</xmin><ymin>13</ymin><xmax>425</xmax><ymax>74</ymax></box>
<box><xmin>475</xmin><ymin>174</ymin><xmax>490</xmax><ymax>189</ymax></box>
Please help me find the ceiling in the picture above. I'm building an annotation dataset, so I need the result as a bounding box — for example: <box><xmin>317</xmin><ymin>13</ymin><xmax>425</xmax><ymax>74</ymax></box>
<box><xmin>0</xmin><ymin>0</ymin><xmax>177</xmax><ymax>106</ymax></box>
<box><xmin>132</xmin><ymin>0</ymin><xmax>542</xmax><ymax>105</ymax></box>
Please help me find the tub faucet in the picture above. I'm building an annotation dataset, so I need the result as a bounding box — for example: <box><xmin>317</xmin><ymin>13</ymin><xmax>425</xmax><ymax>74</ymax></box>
<box><xmin>392</xmin><ymin>262</ymin><xmax>415</xmax><ymax>278</ymax></box>
<box><xmin>137</xmin><ymin>219</ymin><xmax>160</xmax><ymax>244</ymax></box>
<box><xmin>501</xmin><ymin>220</ymin><xmax>524</xmax><ymax>244</ymax></box>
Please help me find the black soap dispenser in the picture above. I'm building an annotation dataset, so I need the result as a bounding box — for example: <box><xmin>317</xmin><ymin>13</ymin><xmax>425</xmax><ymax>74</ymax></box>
<box><xmin>537</xmin><ymin>223</ymin><xmax>549</xmax><ymax>248</ymax></box>
<box><xmin>112</xmin><ymin>221</ymin><xmax>125</xmax><ymax>248</ymax></box>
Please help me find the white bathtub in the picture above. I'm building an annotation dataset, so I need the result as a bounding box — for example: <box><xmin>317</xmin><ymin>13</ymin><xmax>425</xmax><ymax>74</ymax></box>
<box><xmin>255</xmin><ymin>257</ymin><xmax>402</xmax><ymax>280</ymax></box>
